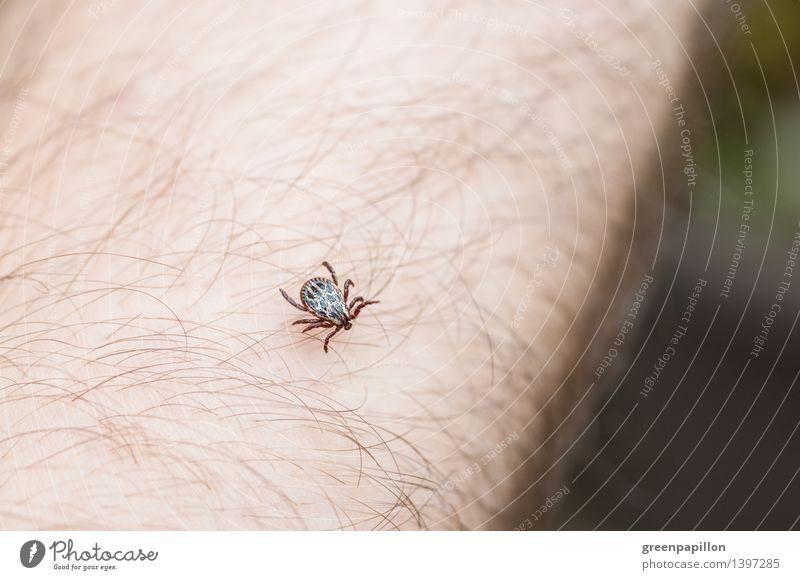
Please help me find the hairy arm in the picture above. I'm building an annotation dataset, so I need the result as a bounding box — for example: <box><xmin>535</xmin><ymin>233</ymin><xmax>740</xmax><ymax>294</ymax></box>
<box><xmin>0</xmin><ymin>0</ymin><xmax>704</xmax><ymax>529</ymax></box>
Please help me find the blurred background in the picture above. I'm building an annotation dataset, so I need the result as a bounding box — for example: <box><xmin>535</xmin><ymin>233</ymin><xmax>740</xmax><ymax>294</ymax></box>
<box><xmin>550</xmin><ymin>0</ymin><xmax>800</xmax><ymax>530</ymax></box>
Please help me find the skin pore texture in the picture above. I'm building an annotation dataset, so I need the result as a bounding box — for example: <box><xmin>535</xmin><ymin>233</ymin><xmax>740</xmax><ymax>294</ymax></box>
<box><xmin>0</xmin><ymin>0</ymin><xmax>705</xmax><ymax>529</ymax></box>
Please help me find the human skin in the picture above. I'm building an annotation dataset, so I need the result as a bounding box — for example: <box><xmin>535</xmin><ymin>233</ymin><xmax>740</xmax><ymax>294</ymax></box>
<box><xmin>0</xmin><ymin>0</ymin><xmax>707</xmax><ymax>529</ymax></box>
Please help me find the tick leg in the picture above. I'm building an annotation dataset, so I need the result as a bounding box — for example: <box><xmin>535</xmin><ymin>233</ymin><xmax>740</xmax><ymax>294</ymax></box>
<box><xmin>343</xmin><ymin>279</ymin><xmax>354</xmax><ymax>301</ymax></box>
<box><xmin>302</xmin><ymin>321</ymin><xmax>333</xmax><ymax>333</ymax></box>
<box><xmin>280</xmin><ymin>289</ymin><xmax>307</xmax><ymax>312</ymax></box>
<box><xmin>321</xmin><ymin>261</ymin><xmax>338</xmax><ymax>286</ymax></box>
<box><xmin>322</xmin><ymin>326</ymin><xmax>343</xmax><ymax>353</ymax></box>
<box><xmin>292</xmin><ymin>318</ymin><xmax>321</xmax><ymax>326</ymax></box>
<box><xmin>351</xmin><ymin>300</ymin><xmax>379</xmax><ymax>320</ymax></box>
<box><xmin>348</xmin><ymin>295</ymin><xmax>364</xmax><ymax>310</ymax></box>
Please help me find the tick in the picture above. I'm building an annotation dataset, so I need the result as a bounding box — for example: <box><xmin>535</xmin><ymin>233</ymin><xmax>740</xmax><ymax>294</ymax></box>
<box><xmin>280</xmin><ymin>261</ymin><xmax>379</xmax><ymax>353</ymax></box>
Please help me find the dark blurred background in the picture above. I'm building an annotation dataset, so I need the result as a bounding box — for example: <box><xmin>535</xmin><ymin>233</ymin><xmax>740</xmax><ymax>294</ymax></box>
<box><xmin>552</xmin><ymin>0</ymin><xmax>800</xmax><ymax>530</ymax></box>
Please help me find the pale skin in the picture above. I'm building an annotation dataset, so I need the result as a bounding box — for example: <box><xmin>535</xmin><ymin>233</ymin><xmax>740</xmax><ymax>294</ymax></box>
<box><xmin>0</xmin><ymin>1</ymin><xmax>708</xmax><ymax>529</ymax></box>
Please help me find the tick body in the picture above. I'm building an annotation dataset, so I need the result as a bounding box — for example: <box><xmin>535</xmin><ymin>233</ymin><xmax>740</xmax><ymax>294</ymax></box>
<box><xmin>280</xmin><ymin>261</ymin><xmax>379</xmax><ymax>353</ymax></box>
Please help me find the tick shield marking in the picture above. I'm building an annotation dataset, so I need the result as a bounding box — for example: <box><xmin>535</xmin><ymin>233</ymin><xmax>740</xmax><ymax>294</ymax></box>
<box><xmin>280</xmin><ymin>261</ymin><xmax>379</xmax><ymax>353</ymax></box>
